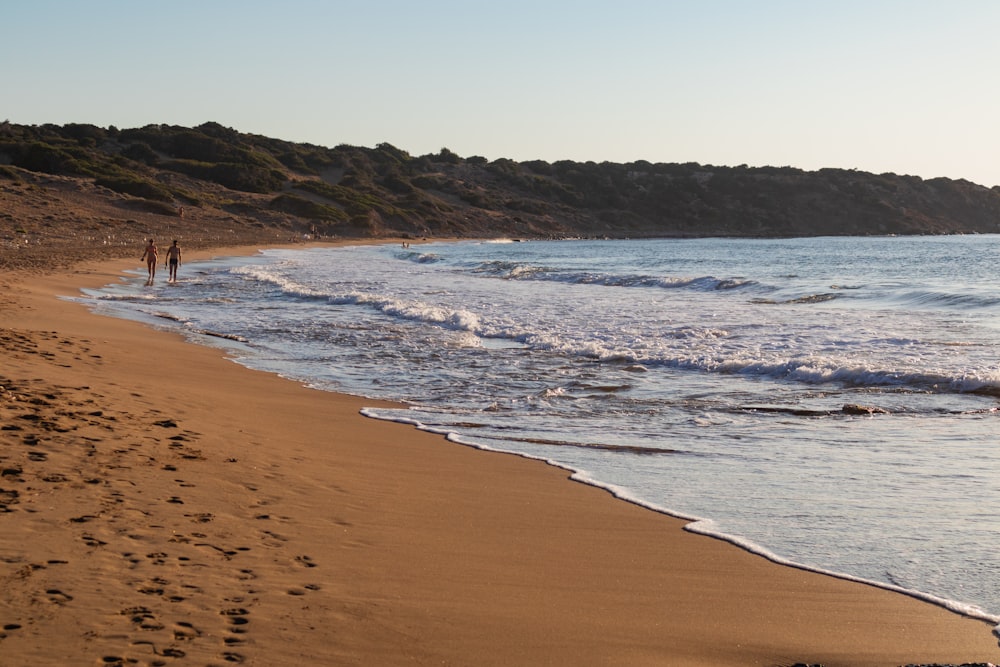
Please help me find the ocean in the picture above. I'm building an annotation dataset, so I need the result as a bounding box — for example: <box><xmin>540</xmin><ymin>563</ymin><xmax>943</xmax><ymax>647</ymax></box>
<box><xmin>81</xmin><ymin>236</ymin><xmax>1000</xmax><ymax>630</ymax></box>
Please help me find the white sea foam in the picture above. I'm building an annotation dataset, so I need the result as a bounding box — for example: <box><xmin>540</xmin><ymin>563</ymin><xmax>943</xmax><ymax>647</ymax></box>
<box><xmin>95</xmin><ymin>293</ymin><xmax>158</xmax><ymax>301</ymax></box>
<box><xmin>232</xmin><ymin>264</ymin><xmax>328</xmax><ymax>299</ymax></box>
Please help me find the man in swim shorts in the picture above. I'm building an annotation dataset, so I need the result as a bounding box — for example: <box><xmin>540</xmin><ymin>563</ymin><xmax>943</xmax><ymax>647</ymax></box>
<box><xmin>165</xmin><ymin>240</ymin><xmax>182</xmax><ymax>282</ymax></box>
<box><xmin>141</xmin><ymin>239</ymin><xmax>157</xmax><ymax>281</ymax></box>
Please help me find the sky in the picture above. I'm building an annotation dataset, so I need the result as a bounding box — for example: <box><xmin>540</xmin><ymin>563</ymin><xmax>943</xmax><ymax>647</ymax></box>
<box><xmin>5</xmin><ymin>0</ymin><xmax>1000</xmax><ymax>186</ymax></box>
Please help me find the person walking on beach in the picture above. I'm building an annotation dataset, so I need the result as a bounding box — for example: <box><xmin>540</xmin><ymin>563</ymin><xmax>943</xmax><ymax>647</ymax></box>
<box><xmin>165</xmin><ymin>239</ymin><xmax>182</xmax><ymax>282</ymax></box>
<box><xmin>141</xmin><ymin>239</ymin><xmax>158</xmax><ymax>282</ymax></box>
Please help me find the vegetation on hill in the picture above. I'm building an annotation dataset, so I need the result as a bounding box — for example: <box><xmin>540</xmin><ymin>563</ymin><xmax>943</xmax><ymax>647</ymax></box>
<box><xmin>2</xmin><ymin>120</ymin><xmax>1000</xmax><ymax>247</ymax></box>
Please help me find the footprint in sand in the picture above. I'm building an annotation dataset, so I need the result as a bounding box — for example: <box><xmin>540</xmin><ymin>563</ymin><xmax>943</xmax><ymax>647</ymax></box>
<box><xmin>172</xmin><ymin>620</ymin><xmax>201</xmax><ymax>641</ymax></box>
<box><xmin>146</xmin><ymin>552</ymin><xmax>169</xmax><ymax>565</ymax></box>
<box><xmin>1</xmin><ymin>465</ymin><xmax>23</xmax><ymax>479</ymax></box>
<box><xmin>288</xmin><ymin>582</ymin><xmax>322</xmax><ymax>596</ymax></box>
<box><xmin>0</xmin><ymin>488</ymin><xmax>19</xmax><ymax>512</ymax></box>
<box><xmin>45</xmin><ymin>589</ymin><xmax>73</xmax><ymax>604</ymax></box>
<box><xmin>2</xmin><ymin>623</ymin><xmax>23</xmax><ymax>639</ymax></box>
<box><xmin>137</xmin><ymin>576</ymin><xmax>169</xmax><ymax>596</ymax></box>
<box><xmin>220</xmin><ymin>607</ymin><xmax>249</xmax><ymax>633</ymax></box>
<box><xmin>121</xmin><ymin>606</ymin><xmax>166</xmax><ymax>632</ymax></box>
<box><xmin>194</xmin><ymin>542</ymin><xmax>239</xmax><ymax>558</ymax></box>
<box><xmin>121</xmin><ymin>605</ymin><xmax>153</xmax><ymax>622</ymax></box>
<box><xmin>82</xmin><ymin>534</ymin><xmax>108</xmax><ymax>547</ymax></box>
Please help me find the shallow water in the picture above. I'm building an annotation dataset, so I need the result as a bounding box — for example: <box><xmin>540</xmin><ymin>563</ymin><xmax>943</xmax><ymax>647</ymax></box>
<box><xmin>83</xmin><ymin>236</ymin><xmax>1000</xmax><ymax>624</ymax></box>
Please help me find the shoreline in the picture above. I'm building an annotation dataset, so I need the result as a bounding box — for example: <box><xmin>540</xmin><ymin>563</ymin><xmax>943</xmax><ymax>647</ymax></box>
<box><xmin>364</xmin><ymin>407</ymin><xmax>1000</xmax><ymax>630</ymax></box>
<box><xmin>1</xmin><ymin>244</ymin><xmax>998</xmax><ymax>665</ymax></box>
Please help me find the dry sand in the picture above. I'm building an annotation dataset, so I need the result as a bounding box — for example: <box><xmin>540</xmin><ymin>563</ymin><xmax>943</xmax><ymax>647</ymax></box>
<box><xmin>1</xmin><ymin>247</ymin><xmax>998</xmax><ymax>667</ymax></box>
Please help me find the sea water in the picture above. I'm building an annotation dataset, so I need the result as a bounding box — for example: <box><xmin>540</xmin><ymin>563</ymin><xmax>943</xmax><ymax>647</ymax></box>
<box><xmin>81</xmin><ymin>236</ymin><xmax>1000</xmax><ymax>629</ymax></box>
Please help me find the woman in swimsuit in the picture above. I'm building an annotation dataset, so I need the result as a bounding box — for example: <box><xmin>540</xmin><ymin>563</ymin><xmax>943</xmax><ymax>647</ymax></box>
<box><xmin>141</xmin><ymin>239</ymin><xmax>158</xmax><ymax>281</ymax></box>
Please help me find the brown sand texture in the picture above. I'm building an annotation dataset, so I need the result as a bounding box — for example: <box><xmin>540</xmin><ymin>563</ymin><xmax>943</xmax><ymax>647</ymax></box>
<box><xmin>1</xmin><ymin>251</ymin><xmax>998</xmax><ymax>667</ymax></box>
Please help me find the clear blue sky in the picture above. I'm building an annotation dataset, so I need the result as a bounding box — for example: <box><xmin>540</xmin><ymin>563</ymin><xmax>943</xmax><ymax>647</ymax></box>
<box><xmin>5</xmin><ymin>1</ymin><xmax>1000</xmax><ymax>186</ymax></box>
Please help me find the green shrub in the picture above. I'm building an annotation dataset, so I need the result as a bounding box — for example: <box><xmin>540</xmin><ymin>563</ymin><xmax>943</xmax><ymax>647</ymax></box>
<box><xmin>15</xmin><ymin>142</ymin><xmax>75</xmax><ymax>173</ymax></box>
<box><xmin>164</xmin><ymin>159</ymin><xmax>286</xmax><ymax>193</ymax></box>
<box><xmin>0</xmin><ymin>164</ymin><xmax>21</xmax><ymax>181</ymax></box>
<box><xmin>123</xmin><ymin>142</ymin><xmax>159</xmax><ymax>164</ymax></box>
<box><xmin>411</xmin><ymin>175</ymin><xmax>445</xmax><ymax>190</ymax></box>
<box><xmin>382</xmin><ymin>173</ymin><xmax>414</xmax><ymax>194</ymax></box>
<box><xmin>269</xmin><ymin>194</ymin><xmax>348</xmax><ymax>221</ymax></box>
<box><xmin>276</xmin><ymin>150</ymin><xmax>314</xmax><ymax>174</ymax></box>
<box><xmin>62</xmin><ymin>123</ymin><xmax>106</xmax><ymax>143</ymax></box>
<box><xmin>292</xmin><ymin>179</ymin><xmax>367</xmax><ymax>205</ymax></box>
<box><xmin>436</xmin><ymin>147</ymin><xmax>461</xmax><ymax>164</ymax></box>
<box><xmin>210</xmin><ymin>162</ymin><xmax>285</xmax><ymax>192</ymax></box>
<box><xmin>133</xmin><ymin>199</ymin><xmax>181</xmax><ymax>216</ymax></box>
<box><xmin>95</xmin><ymin>175</ymin><xmax>174</xmax><ymax>202</ymax></box>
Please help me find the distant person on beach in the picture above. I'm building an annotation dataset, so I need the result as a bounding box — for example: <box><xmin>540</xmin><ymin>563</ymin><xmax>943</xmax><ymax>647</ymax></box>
<box><xmin>141</xmin><ymin>239</ymin><xmax>158</xmax><ymax>281</ymax></box>
<box><xmin>165</xmin><ymin>240</ymin><xmax>182</xmax><ymax>282</ymax></box>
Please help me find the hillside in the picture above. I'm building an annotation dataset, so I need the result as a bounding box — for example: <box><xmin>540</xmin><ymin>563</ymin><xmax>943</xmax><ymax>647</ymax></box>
<box><xmin>3</xmin><ymin>120</ymin><xmax>1000</xmax><ymax>269</ymax></box>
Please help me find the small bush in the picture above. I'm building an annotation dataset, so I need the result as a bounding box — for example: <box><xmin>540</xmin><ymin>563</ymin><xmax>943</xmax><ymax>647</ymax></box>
<box><xmin>269</xmin><ymin>194</ymin><xmax>348</xmax><ymax>221</ymax></box>
<box><xmin>95</xmin><ymin>175</ymin><xmax>174</xmax><ymax>202</ymax></box>
<box><xmin>123</xmin><ymin>142</ymin><xmax>159</xmax><ymax>164</ymax></box>
<box><xmin>164</xmin><ymin>159</ymin><xmax>286</xmax><ymax>193</ymax></box>
<box><xmin>132</xmin><ymin>199</ymin><xmax>181</xmax><ymax>216</ymax></box>
<box><xmin>411</xmin><ymin>175</ymin><xmax>445</xmax><ymax>190</ymax></box>
<box><xmin>436</xmin><ymin>147</ymin><xmax>461</xmax><ymax>164</ymax></box>
<box><xmin>15</xmin><ymin>142</ymin><xmax>75</xmax><ymax>174</ymax></box>
<box><xmin>0</xmin><ymin>164</ymin><xmax>23</xmax><ymax>181</ymax></box>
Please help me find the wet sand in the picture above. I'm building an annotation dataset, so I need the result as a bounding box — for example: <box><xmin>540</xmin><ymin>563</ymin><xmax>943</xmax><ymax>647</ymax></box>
<box><xmin>1</xmin><ymin>248</ymin><xmax>997</xmax><ymax>666</ymax></box>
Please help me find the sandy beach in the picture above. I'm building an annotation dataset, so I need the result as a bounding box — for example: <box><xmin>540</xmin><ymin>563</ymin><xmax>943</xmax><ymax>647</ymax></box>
<box><xmin>1</xmin><ymin>247</ymin><xmax>998</xmax><ymax>666</ymax></box>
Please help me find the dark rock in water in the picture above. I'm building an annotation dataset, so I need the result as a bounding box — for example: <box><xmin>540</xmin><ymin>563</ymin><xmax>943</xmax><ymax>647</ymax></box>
<box><xmin>841</xmin><ymin>403</ymin><xmax>889</xmax><ymax>415</ymax></box>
